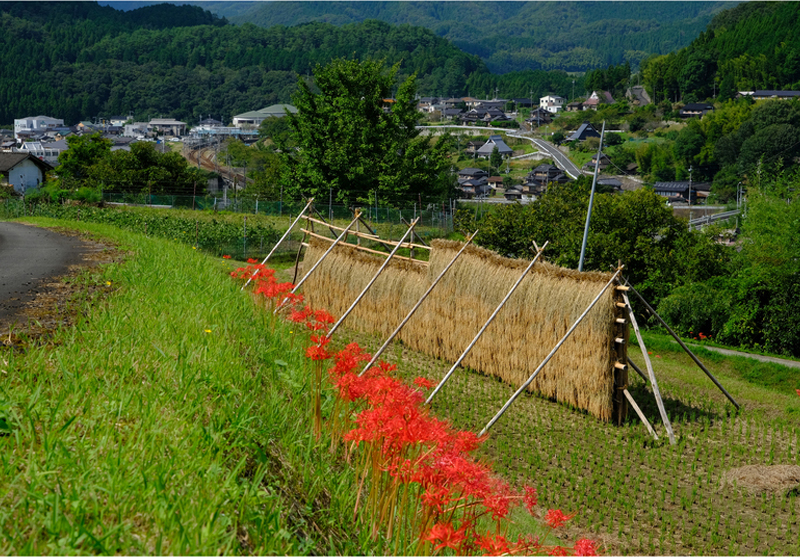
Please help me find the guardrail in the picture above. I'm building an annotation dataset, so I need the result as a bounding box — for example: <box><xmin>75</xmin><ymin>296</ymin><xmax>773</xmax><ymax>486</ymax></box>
<box><xmin>688</xmin><ymin>209</ymin><xmax>741</xmax><ymax>230</ymax></box>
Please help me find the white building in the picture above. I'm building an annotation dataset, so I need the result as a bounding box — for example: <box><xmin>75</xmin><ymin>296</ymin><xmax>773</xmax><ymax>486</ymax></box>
<box><xmin>232</xmin><ymin>104</ymin><xmax>298</xmax><ymax>128</ymax></box>
<box><xmin>149</xmin><ymin>118</ymin><xmax>186</xmax><ymax>136</ymax></box>
<box><xmin>124</xmin><ymin>122</ymin><xmax>150</xmax><ymax>138</ymax></box>
<box><xmin>539</xmin><ymin>95</ymin><xmax>565</xmax><ymax>114</ymax></box>
<box><xmin>14</xmin><ymin>115</ymin><xmax>65</xmax><ymax>140</ymax></box>
<box><xmin>16</xmin><ymin>140</ymin><xmax>69</xmax><ymax>166</ymax></box>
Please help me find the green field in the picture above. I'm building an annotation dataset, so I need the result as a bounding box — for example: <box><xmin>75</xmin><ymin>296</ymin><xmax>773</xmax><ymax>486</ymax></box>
<box><xmin>2</xmin><ymin>214</ymin><xmax>798</xmax><ymax>555</ymax></box>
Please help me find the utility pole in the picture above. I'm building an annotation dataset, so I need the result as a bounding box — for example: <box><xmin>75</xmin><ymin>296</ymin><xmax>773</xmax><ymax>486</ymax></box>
<box><xmin>688</xmin><ymin>165</ymin><xmax>693</xmax><ymax>230</ymax></box>
<box><xmin>578</xmin><ymin>121</ymin><xmax>606</xmax><ymax>272</ymax></box>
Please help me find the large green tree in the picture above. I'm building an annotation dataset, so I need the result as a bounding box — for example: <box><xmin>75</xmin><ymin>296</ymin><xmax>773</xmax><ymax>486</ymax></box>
<box><xmin>281</xmin><ymin>58</ymin><xmax>456</xmax><ymax>207</ymax></box>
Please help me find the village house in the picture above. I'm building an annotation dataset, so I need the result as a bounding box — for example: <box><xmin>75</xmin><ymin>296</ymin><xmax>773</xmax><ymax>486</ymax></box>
<box><xmin>652</xmin><ymin>181</ymin><xmax>711</xmax><ymax>204</ymax></box>
<box><xmin>568</xmin><ymin>122</ymin><xmax>601</xmax><ymax>141</ymax></box>
<box><xmin>0</xmin><ymin>152</ymin><xmax>53</xmax><ymax>193</ymax></box>
<box><xmin>582</xmin><ymin>91</ymin><xmax>615</xmax><ymax>110</ymax></box>
<box><xmin>539</xmin><ymin>95</ymin><xmax>565</xmax><ymax>114</ymax></box>
<box><xmin>476</xmin><ymin>135</ymin><xmax>513</xmax><ymax>158</ymax></box>
<box><xmin>679</xmin><ymin>103</ymin><xmax>714</xmax><ymax>118</ymax></box>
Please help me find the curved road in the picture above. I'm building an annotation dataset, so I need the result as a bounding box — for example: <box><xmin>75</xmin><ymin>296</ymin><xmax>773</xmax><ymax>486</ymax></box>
<box><xmin>0</xmin><ymin>222</ymin><xmax>90</xmax><ymax>323</ymax></box>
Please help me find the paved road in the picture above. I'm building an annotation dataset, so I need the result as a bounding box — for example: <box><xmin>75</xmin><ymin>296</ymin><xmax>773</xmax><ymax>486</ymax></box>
<box><xmin>0</xmin><ymin>222</ymin><xmax>89</xmax><ymax>323</ymax></box>
<box><xmin>529</xmin><ymin>138</ymin><xmax>582</xmax><ymax>178</ymax></box>
<box><xmin>686</xmin><ymin>342</ymin><xmax>800</xmax><ymax>370</ymax></box>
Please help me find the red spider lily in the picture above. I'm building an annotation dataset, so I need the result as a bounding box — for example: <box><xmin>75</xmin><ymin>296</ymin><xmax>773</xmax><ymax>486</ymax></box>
<box><xmin>421</xmin><ymin>485</ymin><xmax>452</xmax><ymax>513</ymax></box>
<box><xmin>414</xmin><ymin>376</ymin><xmax>435</xmax><ymax>389</ymax></box>
<box><xmin>548</xmin><ymin>545</ymin><xmax>568</xmax><ymax>556</ymax></box>
<box><xmin>289</xmin><ymin>306</ymin><xmax>312</xmax><ymax>323</ymax></box>
<box><xmin>222</xmin><ymin>254</ymin><xmax>231</xmax><ymax>259</ymax></box>
<box><xmin>573</xmin><ymin>538</ymin><xmax>598</xmax><ymax>556</ymax></box>
<box><xmin>424</xmin><ymin>521</ymin><xmax>467</xmax><ymax>552</ymax></box>
<box><xmin>545</xmin><ymin>509</ymin><xmax>576</xmax><ymax>528</ymax></box>
<box><xmin>313</xmin><ymin>309</ymin><xmax>336</xmax><ymax>324</ymax></box>
<box><xmin>796</xmin><ymin>389</ymin><xmax>800</xmax><ymax>397</ymax></box>
<box><xmin>523</xmin><ymin>485</ymin><xmax>538</xmax><ymax>514</ymax></box>
<box><xmin>310</xmin><ymin>334</ymin><xmax>331</xmax><ymax>347</ymax></box>
<box><xmin>306</xmin><ymin>345</ymin><xmax>332</xmax><ymax>361</ymax></box>
<box><xmin>247</xmin><ymin>258</ymin><xmax>259</xmax><ymax>264</ymax></box>
<box><xmin>475</xmin><ymin>532</ymin><xmax>510</xmax><ymax>556</ymax></box>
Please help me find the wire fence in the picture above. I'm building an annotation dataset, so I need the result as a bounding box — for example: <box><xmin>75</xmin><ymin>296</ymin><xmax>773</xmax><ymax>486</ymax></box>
<box><xmin>1</xmin><ymin>195</ymin><xmax>456</xmax><ymax>262</ymax></box>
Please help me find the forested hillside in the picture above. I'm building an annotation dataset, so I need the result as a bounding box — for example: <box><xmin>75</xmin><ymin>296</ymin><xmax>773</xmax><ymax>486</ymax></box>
<box><xmin>642</xmin><ymin>1</ymin><xmax>800</xmax><ymax>103</ymax></box>
<box><xmin>195</xmin><ymin>0</ymin><xmax>735</xmax><ymax>73</ymax></box>
<box><xmin>0</xmin><ymin>2</ymin><xmax>486</xmax><ymax>124</ymax></box>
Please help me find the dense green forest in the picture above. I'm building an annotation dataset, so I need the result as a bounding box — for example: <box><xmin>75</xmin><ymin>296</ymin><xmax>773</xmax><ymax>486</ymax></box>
<box><xmin>0</xmin><ymin>1</ymin><xmax>593</xmax><ymax>124</ymax></box>
<box><xmin>641</xmin><ymin>2</ymin><xmax>800</xmax><ymax>103</ymax></box>
<box><xmin>192</xmin><ymin>1</ymin><xmax>735</xmax><ymax>73</ymax></box>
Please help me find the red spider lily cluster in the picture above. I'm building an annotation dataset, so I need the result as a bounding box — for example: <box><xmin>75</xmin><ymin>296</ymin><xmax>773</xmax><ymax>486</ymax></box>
<box><xmin>231</xmin><ymin>263</ymin><xmax>599</xmax><ymax>556</ymax></box>
<box><xmin>689</xmin><ymin>331</ymin><xmax>710</xmax><ymax>341</ymax></box>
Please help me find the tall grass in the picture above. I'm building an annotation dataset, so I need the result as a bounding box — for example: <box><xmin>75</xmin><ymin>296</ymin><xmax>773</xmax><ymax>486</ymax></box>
<box><xmin>0</xmin><ymin>218</ymin><xmax>375</xmax><ymax>555</ymax></box>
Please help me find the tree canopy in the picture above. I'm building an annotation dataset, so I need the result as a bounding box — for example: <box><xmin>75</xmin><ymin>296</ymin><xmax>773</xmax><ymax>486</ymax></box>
<box><xmin>281</xmin><ymin>58</ymin><xmax>455</xmax><ymax>207</ymax></box>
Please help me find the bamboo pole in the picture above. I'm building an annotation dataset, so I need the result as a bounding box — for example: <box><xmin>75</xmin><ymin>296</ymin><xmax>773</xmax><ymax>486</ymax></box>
<box><xmin>479</xmin><ymin>267</ymin><xmax>623</xmax><ymax>436</ymax></box>
<box><xmin>622</xmin><ymin>291</ymin><xmax>676</xmax><ymax>445</ymax></box>
<box><xmin>326</xmin><ymin>218</ymin><xmax>420</xmax><ymax>339</ymax></box>
<box><xmin>241</xmin><ymin>197</ymin><xmax>314</xmax><ymax>290</ymax></box>
<box><xmin>300</xmin><ymin>229</ymin><xmax>426</xmax><ymax>265</ymax></box>
<box><xmin>622</xmin><ymin>278</ymin><xmax>740</xmax><ymax>410</ymax></box>
<box><xmin>400</xmin><ymin>216</ymin><xmax>430</xmax><ymax>247</ymax></box>
<box><xmin>359</xmin><ymin>230</ymin><xmax>479</xmax><ymax>376</ymax></box>
<box><xmin>275</xmin><ymin>211</ymin><xmax>361</xmax><ymax>314</ymax></box>
<box><xmin>306</xmin><ymin>216</ymin><xmax>381</xmax><ymax>240</ymax></box>
<box><xmin>310</xmin><ymin>205</ymin><xmax>339</xmax><ymax>238</ymax></box>
<box><xmin>627</xmin><ymin>357</ymin><xmax>649</xmax><ymax>383</ymax></box>
<box><xmin>623</xmin><ymin>388</ymin><xmax>659</xmax><ymax>440</ymax></box>
<box><xmin>426</xmin><ymin>241</ymin><xmax>549</xmax><ymax>404</ymax></box>
<box><xmin>300</xmin><ymin>227</ymin><xmax>428</xmax><ymax>252</ymax></box>
<box><xmin>291</xmin><ymin>228</ymin><xmax>308</xmax><ymax>285</ymax></box>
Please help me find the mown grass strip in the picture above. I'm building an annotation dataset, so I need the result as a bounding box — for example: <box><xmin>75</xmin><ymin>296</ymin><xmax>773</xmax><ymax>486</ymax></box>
<box><xmin>0</xmin><ymin>217</ymin><xmax>375</xmax><ymax>555</ymax></box>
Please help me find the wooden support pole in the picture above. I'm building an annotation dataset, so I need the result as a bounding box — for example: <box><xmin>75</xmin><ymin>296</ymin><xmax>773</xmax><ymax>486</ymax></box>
<box><xmin>242</xmin><ymin>197</ymin><xmax>314</xmax><ymax>290</ymax></box>
<box><xmin>359</xmin><ymin>230</ymin><xmax>479</xmax><ymax>376</ymax></box>
<box><xmin>326</xmin><ymin>218</ymin><xmax>420</xmax><ymax>339</ymax></box>
<box><xmin>426</xmin><ymin>241</ymin><xmax>549</xmax><ymax>405</ymax></box>
<box><xmin>311</xmin><ymin>204</ymin><xmax>339</xmax><ymax>238</ymax></box>
<box><xmin>623</xmin><ymin>388</ymin><xmax>659</xmax><ymax>440</ymax></box>
<box><xmin>291</xmin><ymin>228</ymin><xmax>307</xmax><ymax>285</ymax></box>
<box><xmin>401</xmin><ymin>216</ymin><xmax>430</xmax><ymax>247</ymax></box>
<box><xmin>622</xmin><ymin>290</ymin><xmax>675</xmax><ymax>444</ymax></box>
<box><xmin>626</xmin><ymin>357</ymin><xmax>649</xmax><ymax>383</ymax></box>
<box><xmin>623</xmin><ymin>278</ymin><xmax>740</xmax><ymax>410</ymax></box>
<box><xmin>275</xmin><ymin>211</ymin><xmax>361</xmax><ymax>313</ymax></box>
<box><xmin>479</xmin><ymin>266</ymin><xmax>623</xmax><ymax>436</ymax></box>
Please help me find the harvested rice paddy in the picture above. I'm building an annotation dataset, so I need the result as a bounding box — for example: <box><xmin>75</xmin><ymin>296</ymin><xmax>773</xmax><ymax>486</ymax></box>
<box><xmin>337</xmin><ymin>326</ymin><xmax>800</xmax><ymax>555</ymax></box>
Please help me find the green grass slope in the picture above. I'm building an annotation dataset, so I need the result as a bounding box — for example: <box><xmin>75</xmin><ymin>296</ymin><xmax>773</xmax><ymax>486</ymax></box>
<box><xmin>0</xmin><ymin>218</ymin><xmax>372</xmax><ymax>554</ymax></box>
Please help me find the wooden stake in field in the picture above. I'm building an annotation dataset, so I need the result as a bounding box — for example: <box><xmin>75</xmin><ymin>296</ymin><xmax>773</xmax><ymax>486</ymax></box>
<box><xmin>359</xmin><ymin>230</ymin><xmax>479</xmax><ymax>376</ymax></box>
<box><xmin>622</xmin><ymin>278</ymin><xmax>740</xmax><ymax>410</ymax></box>
<box><xmin>241</xmin><ymin>197</ymin><xmax>314</xmax><ymax>290</ymax></box>
<box><xmin>326</xmin><ymin>218</ymin><xmax>420</xmax><ymax>339</ymax></box>
<box><xmin>426</xmin><ymin>241</ymin><xmax>549</xmax><ymax>404</ymax></box>
<box><xmin>621</xmin><ymin>288</ymin><xmax>676</xmax><ymax>444</ymax></box>
<box><xmin>479</xmin><ymin>266</ymin><xmax>623</xmax><ymax>436</ymax></box>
